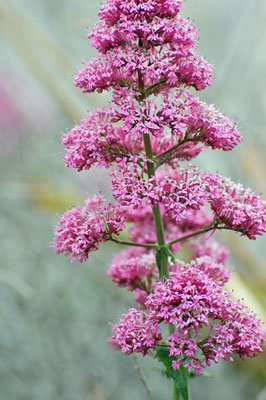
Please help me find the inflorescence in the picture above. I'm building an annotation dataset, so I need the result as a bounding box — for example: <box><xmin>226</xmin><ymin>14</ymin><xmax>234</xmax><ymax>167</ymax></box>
<box><xmin>54</xmin><ymin>0</ymin><xmax>265</xmax><ymax>376</ymax></box>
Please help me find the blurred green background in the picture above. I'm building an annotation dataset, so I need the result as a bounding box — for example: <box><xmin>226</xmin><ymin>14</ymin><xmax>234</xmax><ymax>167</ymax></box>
<box><xmin>0</xmin><ymin>0</ymin><xmax>266</xmax><ymax>399</ymax></box>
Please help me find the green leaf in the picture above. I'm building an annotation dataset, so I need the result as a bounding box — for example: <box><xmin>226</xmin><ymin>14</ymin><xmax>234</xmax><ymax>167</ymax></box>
<box><xmin>155</xmin><ymin>346</ymin><xmax>173</xmax><ymax>372</ymax></box>
<box><xmin>155</xmin><ymin>347</ymin><xmax>190</xmax><ymax>400</ymax></box>
<box><xmin>166</xmin><ymin>247</ymin><xmax>176</xmax><ymax>263</ymax></box>
<box><xmin>156</xmin><ymin>247</ymin><xmax>176</xmax><ymax>272</ymax></box>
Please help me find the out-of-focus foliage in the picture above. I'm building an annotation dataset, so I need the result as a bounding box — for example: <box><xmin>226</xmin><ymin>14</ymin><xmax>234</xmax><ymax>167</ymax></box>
<box><xmin>0</xmin><ymin>0</ymin><xmax>265</xmax><ymax>399</ymax></box>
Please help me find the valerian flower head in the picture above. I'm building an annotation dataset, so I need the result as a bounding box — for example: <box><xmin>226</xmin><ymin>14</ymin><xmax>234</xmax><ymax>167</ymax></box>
<box><xmin>159</xmin><ymin>91</ymin><xmax>242</xmax><ymax>152</ymax></box>
<box><xmin>111</xmin><ymin>308</ymin><xmax>162</xmax><ymax>355</ymax></box>
<box><xmin>54</xmin><ymin>195</ymin><xmax>125</xmax><ymax>262</ymax></box>
<box><xmin>146</xmin><ymin>268</ymin><xmax>265</xmax><ymax>373</ymax></box>
<box><xmin>190</xmin><ymin>236</ymin><xmax>230</xmax><ymax>265</ymax></box>
<box><xmin>111</xmin><ymin>267</ymin><xmax>264</xmax><ymax>374</ymax></box>
<box><xmin>108</xmin><ymin>248</ymin><xmax>157</xmax><ymax>290</ymax></box>
<box><xmin>204</xmin><ymin>173</ymin><xmax>266</xmax><ymax>239</ymax></box>
<box><xmin>75</xmin><ymin>0</ymin><xmax>212</xmax><ymax>94</ymax></box>
<box><xmin>62</xmin><ymin>107</ymin><xmax>144</xmax><ymax>172</ymax></box>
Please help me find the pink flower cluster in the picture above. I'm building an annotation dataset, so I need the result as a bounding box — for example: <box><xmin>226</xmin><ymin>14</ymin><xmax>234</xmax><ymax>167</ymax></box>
<box><xmin>112</xmin><ymin>163</ymin><xmax>266</xmax><ymax>240</ymax></box>
<box><xmin>112</xmin><ymin>308</ymin><xmax>162</xmax><ymax>355</ymax></box>
<box><xmin>159</xmin><ymin>91</ymin><xmax>242</xmax><ymax>152</ymax></box>
<box><xmin>112</xmin><ymin>268</ymin><xmax>264</xmax><ymax>373</ymax></box>
<box><xmin>54</xmin><ymin>195</ymin><xmax>125</xmax><ymax>262</ymax></box>
<box><xmin>108</xmin><ymin>248</ymin><xmax>156</xmax><ymax>290</ymax></box>
<box><xmin>62</xmin><ymin>85</ymin><xmax>242</xmax><ymax>173</ymax></box>
<box><xmin>75</xmin><ymin>48</ymin><xmax>212</xmax><ymax>94</ymax></box>
<box><xmin>205</xmin><ymin>173</ymin><xmax>266</xmax><ymax>239</ymax></box>
<box><xmin>191</xmin><ymin>236</ymin><xmax>230</xmax><ymax>265</ymax></box>
<box><xmin>187</xmin><ymin>256</ymin><xmax>231</xmax><ymax>285</ymax></box>
<box><xmin>109</xmin><ymin>251</ymin><xmax>231</xmax><ymax>308</ymax></box>
<box><xmin>98</xmin><ymin>0</ymin><xmax>184</xmax><ymax>24</ymax></box>
<box><xmin>156</xmin><ymin>269</ymin><xmax>264</xmax><ymax>373</ymax></box>
<box><xmin>158</xmin><ymin>168</ymin><xmax>207</xmax><ymax>222</ymax></box>
<box><xmin>75</xmin><ymin>0</ymin><xmax>213</xmax><ymax>94</ymax></box>
<box><xmin>112</xmin><ymin>162</ymin><xmax>207</xmax><ymax>221</ymax></box>
<box><xmin>62</xmin><ymin>107</ymin><xmax>143</xmax><ymax>171</ymax></box>
<box><xmin>124</xmin><ymin>198</ymin><xmax>214</xmax><ymax>253</ymax></box>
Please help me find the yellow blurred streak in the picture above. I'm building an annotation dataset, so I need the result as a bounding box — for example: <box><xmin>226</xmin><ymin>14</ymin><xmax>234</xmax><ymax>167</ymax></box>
<box><xmin>29</xmin><ymin>180</ymin><xmax>81</xmax><ymax>212</ymax></box>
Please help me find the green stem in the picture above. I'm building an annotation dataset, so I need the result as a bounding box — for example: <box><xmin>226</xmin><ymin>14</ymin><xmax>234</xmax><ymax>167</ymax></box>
<box><xmin>154</xmin><ymin>137</ymin><xmax>199</xmax><ymax>164</ymax></box>
<box><xmin>143</xmin><ymin>134</ymin><xmax>169</xmax><ymax>280</ymax></box>
<box><xmin>173</xmin><ymin>386</ymin><xmax>182</xmax><ymax>400</ymax></box>
<box><xmin>110</xmin><ymin>237</ymin><xmax>158</xmax><ymax>249</ymax></box>
<box><xmin>138</xmin><ymin>69</ymin><xmax>186</xmax><ymax>399</ymax></box>
<box><xmin>166</xmin><ymin>223</ymin><xmax>231</xmax><ymax>247</ymax></box>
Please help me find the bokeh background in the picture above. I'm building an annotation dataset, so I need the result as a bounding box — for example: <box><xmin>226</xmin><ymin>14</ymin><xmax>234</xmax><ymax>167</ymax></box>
<box><xmin>0</xmin><ymin>0</ymin><xmax>266</xmax><ymax>399</ymax></box>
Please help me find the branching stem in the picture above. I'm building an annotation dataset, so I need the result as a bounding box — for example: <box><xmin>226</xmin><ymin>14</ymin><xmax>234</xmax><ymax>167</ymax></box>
<box><xmin>167</xmin><ymin>224</ymin><xmax>232</xmax><ymax>247</ymax></box>
<box><xmin>154</xmin><ymin>137</ymin><xmax>199</xmax><ymax>166</ymax></box>
<box><xmin>110</xmin><ymin>237</ymin><xmax>158</xmax><ymax>249</ymax></box>
<box><xmin>137</xmin><ymin>67</ymin><xmax>170</xmax><ymax>281</ymax></box>
<box><xmin>143</xmin><ymin>133</ymin><xmax>170</xmax><ymax>280</ymax></box>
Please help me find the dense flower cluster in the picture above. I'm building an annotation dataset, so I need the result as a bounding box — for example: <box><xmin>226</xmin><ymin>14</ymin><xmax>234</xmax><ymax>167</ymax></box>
<box><xmin>125</xmin><ymin>199</ymin><xmax>214</xmax><ymax>254</ymax></box>
<box><xmin>190</xmin><ymin>236</ymin><xmax>230</xmax><ymax>265</ymax></box>
<box><xmin>112</xmin><ymin>162</ymin><xmax>207</xmax><ymax>220</ymax></box>
<box><xmin>75</xmin><ymin>0</ymin><xmax>213</xmax><ymax>94</ymax></box>
<box><xmin>159</xmin><ymin>91</ymin><xmax>242</xmax><ymax>152</ymax></box>
<box><xmin>147</xmin><ymin>269</ymin><xmax>264</xmax><ymax>373</ymax></box>
<box><xmin>111</xmin><ymin>308</ymin><xmax>162</xmax><ymax>355</ymax></box>
<box><xmin>112</xmin><ymin>268</ymin><xmax>264</xmax><ymax>374</ymax></box>
<box><xmin>109</xmin><ymin>251</ymin><xmax>230</xmax><ymax>296</ymax></box>
<box><xmin>54</xmin><ymin>195</ymin><xmax>125</xmax><ymax>262</ymax></box>
<box><xmin>62</xmin><ymin>109</ymin><xmax>117</xmax><ymax>171</ymax></box>
<box><xmin>187</xmin><ymin>256</ymin><xmax>230</xmax><ymax>285</ymax></box>
<box><xmin>62</xmin><ymin>84</ymin><xmax>242</xmax><ymax>173</ymax></box>
<box><xmin>97</xmin><ymin>0</ymin><xmax>184</xmax><ymax>24</ymax></box>
<box><xmin>159</xmin><ymin>168</ymin><xmax>207</xmax><ymax>222</ymax></box>
<box><xmin>108</xmin><ymin>248</ymin><xmax>156</xmax><ymax>290</ymax></box>
<box><xmin>204</xmin><ymin>173</ymin><xmax>266</xmax><ymax>239</ymax></box>
<box><xmin>111</xmin><ymin>157</ymin><xmax>158</xmax><ymax>208</ymax></box>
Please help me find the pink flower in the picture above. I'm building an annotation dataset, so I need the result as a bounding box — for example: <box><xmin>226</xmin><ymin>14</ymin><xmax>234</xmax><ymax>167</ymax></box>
<box><xmin>146</xmin><ymin>268</ymin><xmax>265</xmax><ymax>373</ymax></box>
<box><xmin>204</xmin><ymin>173</ymin><xmax>266</xmax><ymax>239</ymax></box>
<box><xmin>62</xmin><ymin>107</ymin><xmax>143</xmax><ymax>171</ymax></box>
<box><xmin>158</xmin><ymin>91</ymin><xmax>242</xmax><ymax>153</ymax></box>
<box><xmin>112</xmin><ymin>162</ymin><xmax>207</xmax><ymax>223</ymax></box>
<box><xmin>76</xmin><ymin>3</ymin><xmax>213</xmax><ymax>94</ymax></box>
<box><xmin>112</xmin><ymin>308</ymin><xmax>162</xmax><ymax>355</ymax></box>
<box><xmin>190</xmin><ymin>236</ymin><xmax>230</xmax><ymax>265</ymax></box>
<box><xmin>108</xmin><ymin>248</ymin><xmax>156</xmax><ymax>290</ymax></box>
<box><xmin>188</xmin><ymin>256</ymin><xmax>231</xmax><ymax>285</ymax></box>
<box><xmin>53</xmin><ymin>195</ymin><xmax>125</xmax><ymax>262</ymax></box>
